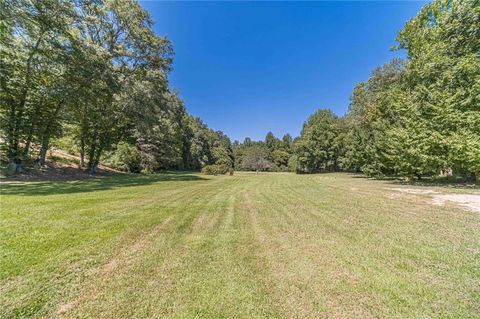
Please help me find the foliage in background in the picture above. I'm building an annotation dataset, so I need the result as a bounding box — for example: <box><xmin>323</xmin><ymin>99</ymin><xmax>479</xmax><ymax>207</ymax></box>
<box><xmin>340</xmin><ymin>0</ymin><xmax>479</xmax><ymax>180</ymax></box>
<box><xmin>295</xmin><ymin>0</ymin><xmax>479</xmax><ymax>180</ymax></box>
<box><xmin>103</xmin><ymin>142</ymin><xmax>142</xmax><ymax>173</ymax></box>
<box><xmin>1</xmin><ymin>0</ymin><xmax>478</xmax><ymax>181</ymax></box>
<box><xmin>233</xmin><ymin>132</ymin><xmax>295</xmax><ymax>172</ymax></box>
<box><xmin>295</xmin><ymin>109</ymin><xmax>344</xmax><ymax>173</ymax></box>
<box><xmin>201</xmin><ymin>164</ymin><xmax>229</xmax><ymax>175</ymax></box>
<box><xmin>0</xmin><ymin>0</ymin><xmax>232</xmax><ymax>174</ymax></box>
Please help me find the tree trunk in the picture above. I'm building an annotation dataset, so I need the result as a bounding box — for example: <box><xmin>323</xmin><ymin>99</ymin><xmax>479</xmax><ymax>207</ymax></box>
<box><xmin>8</xmin><ymin>31</ymin><xmax>45</xmax><ymax>164</ymax></box>
<box><xmin>94</xmin><ymin>146</ymin><xmax>103</xmax><ymax>173</ymax></box>
<box><xmin>87</xmin><ymin>128</ymin><xmax>98</xmax><ymax>174</ymax></box>
<box><xmin>88</xmin><ymin>146</ymin><xmax>103</xmax><ymax>174</ymax></box>
<box><xmin>38</xmin><ymin>135</ymin><xmax>51</xmax><ymax>167</ymax></box>
<box><xmin>37</xmin><ymin>101</ymin><xmax>63</xmax><ymax>166</ymax></box>
<box><xmin>38</xmin><ymin>144</ymin><xmax>48</xmax><ymax>166</ymax></box>
<box><xmin>23</xmin><ymin>116</ymin><xmax>38</xmax><ymax>159</ymax></box>
<box><xmin>38</xmin><ymin>127</ymin><xmax>53</xmax><ymax>166</ymax></box>
<box><xmin>23</xmin><ymin>97</ymin><xmax>43</xmax><ymax>159</ymax></box>
<box><xmin>88</xmin><ymin>162</ymin><xmax>97</xmax><ymax>174</ymax></box>
<box><xmin>24</xmin><ymin>133</ymin><xmax>33</xmax><ymax>159</ymax></box>
<box><xmin>87</xmin><ymin>146</ymin><xmax>96</xmax><ymax>173</ymax></box>
<box><xmin>79</xmin><ymin>112</ymin><xmax>88</xmax><ymax>168</ymax></box>
<box><xmin>9</xmin><ymin>161</ymin><xmax>23</xmax><ymax>174</ymax></box>
<box><xmin>6</xmin><ymin>106</ymin><xmax>16</xmax><ymax>160</ymax></box>
<box><xmin>79</xmin><ymin>142</ymin><xmax>85</xmax><ymax>168</ymax></box>
<box><xmin>470</xmin><ymin>172</ymin><xmax>478</xmax><ymax>183</ymax></box>
<box><xmin>87</xmin><ymin>145</ymin><xmax>96</xmax><ymax>174</ymax></box>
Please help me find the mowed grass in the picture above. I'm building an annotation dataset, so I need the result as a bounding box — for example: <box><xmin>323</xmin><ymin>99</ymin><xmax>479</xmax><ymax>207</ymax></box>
<box><xmin>1</xmin><ymin>172</ymin><xmax>479</xmax><ymax>318</ymax></box>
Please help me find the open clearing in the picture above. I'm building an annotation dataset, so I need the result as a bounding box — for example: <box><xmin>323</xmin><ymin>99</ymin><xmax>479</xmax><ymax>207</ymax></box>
<box><xmin>1</xmin><ymin>173</ymin><xmax>479</xmax><ymax>318</ymax></box>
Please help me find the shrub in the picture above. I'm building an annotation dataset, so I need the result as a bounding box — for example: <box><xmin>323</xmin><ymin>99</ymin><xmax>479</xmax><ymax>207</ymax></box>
<box><xmin>288</xmin><ymin>155</ymin><xmax>298</xmax><ymax>173</ymax></box>
<box><xmin>4</xmin><ymin>162</ymin><xmax>19</xmax><ymax>176</ymax></box>
<box><xmin>108</xmin><ymin>142</ymin><xmax>142</xmax><ymax>173</ymax></box>
<box><xmin>201</xmin><ymin>164</ymin><xmax>228</xmax><ymax>175</ymax></box>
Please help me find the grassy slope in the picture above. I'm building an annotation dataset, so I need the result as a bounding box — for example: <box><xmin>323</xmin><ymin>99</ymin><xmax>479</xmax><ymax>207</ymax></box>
<box><xmin>0</xmin><ymin>173</ymin><xmax>479</xmax><ymax>318</ymax></box>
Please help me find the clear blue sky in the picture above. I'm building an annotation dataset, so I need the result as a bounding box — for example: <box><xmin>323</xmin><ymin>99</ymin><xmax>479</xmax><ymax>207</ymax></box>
<box><xmin>140</xmin><ymin>1</ymin><xmax>426</xmax><ymax>142</ymax></box>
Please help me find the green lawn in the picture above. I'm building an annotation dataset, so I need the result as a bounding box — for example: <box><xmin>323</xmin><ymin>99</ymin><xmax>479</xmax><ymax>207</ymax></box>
<box><xmin>1</xmin><ymin>172</ymin><xmax>479</xmax><ymax>318</ymax></box>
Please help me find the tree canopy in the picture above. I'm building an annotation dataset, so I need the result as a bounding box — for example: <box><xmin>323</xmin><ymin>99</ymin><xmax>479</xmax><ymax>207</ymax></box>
<box><xmin>1</xmin><ymin>0</ymin><xmax>233</xmax><ymax>174</ymax></box>
<box><xmin>1</xmin><ymin>0</ymin><xmax>478</xmax><ymax>180</ymax></box>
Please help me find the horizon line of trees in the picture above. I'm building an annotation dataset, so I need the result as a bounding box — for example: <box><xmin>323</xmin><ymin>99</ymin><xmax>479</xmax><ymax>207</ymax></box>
<box><xmin>2</xmin><ymin>0</ymin><xmax>478</xmax><ymax>181</ymax></box>
<box><xmin>296</xmin><ymin>0</ymin><xmax>479</xmax><ymax>181</ymax></box>
<box><xmin>231</xmin><ymin>0</ymin><xmax>479</xmax><ymax>181</ymax></box>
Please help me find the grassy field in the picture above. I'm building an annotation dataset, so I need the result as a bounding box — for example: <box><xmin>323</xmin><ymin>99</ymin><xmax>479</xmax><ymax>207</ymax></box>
<box><xmin>1</xmin><ymin>172</ymin><xmax>479</xmax><ymax>318</ymax></box>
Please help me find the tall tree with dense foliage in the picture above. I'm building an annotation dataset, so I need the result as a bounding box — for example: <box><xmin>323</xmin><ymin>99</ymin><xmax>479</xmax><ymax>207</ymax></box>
<box><xmin>182</xmin><ymin>116</ymin><xmax>233</xmax><ymax>171</ymax></box>
<box><xmin>340</xmin><ymin>59</ymin><xmax>405</xmax><ymax>176</ymax></box>
<box><xmin>232</xmin><ymin>131</ymin><xmax>294</xmax><ymax>172</ymax></box>
<box><xmin>295</xmin><ymin>109</ymin><xmax>343</xmax><ymax>173</ymax></box>
<box><xmin>393</xmin><ymin>0</ymin><xmax>480</xmax><ymax>180</ymax></box>
<box><xmin>68</xmin><ymin>0</ymin><xmax>173</xmax><ymax>173</ymax></box>
<box><xmin>1</xmin><ymin>0</ymin><xmax>76</xmax><ymax>170</ymax></box>
<box><xmin>238</xmin><ymin>144</ymin><xmax>271</xmax><ymax>171</ymax></box>
<box><xmin>298</xmin><ymin>0</ymin><xmax>478</xmax><ymax>180</ymax></box>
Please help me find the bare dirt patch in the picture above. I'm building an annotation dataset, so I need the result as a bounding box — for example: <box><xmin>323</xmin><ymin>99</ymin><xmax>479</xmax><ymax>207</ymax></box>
<box><xmin>1</xmin><ymin>162</ymin><xmax>117</xmax><ymax>182</ymax></box>
<box><xmin>389</xmin><ymin>188</ymin><xmax>438</xmax><ymax>195</ymax></box>
<box><xmin>56</xmin><ymin>302</ymin><xmax>75</xmax><ymax>315</ymax></box>
<box><xmin>1</xmin><ymin>149</ymin><xmax>122</xmax><ymax>182</ymax></box>
<box><xmin>389</xmin><ymin>188</ymin><xmax>480</xmax><ymax>212</ymax></box>
<box><xmin>432</xmin><ymin>194</ymin><xmax>480</xmax><ymax>212</ymax></box>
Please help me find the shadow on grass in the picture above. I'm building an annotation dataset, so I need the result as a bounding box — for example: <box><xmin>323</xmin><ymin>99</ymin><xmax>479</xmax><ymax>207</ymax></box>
<box><xmin>0</xmin><ymin>172</ymin><xmax>208</xmax><ymax>196</ymax></box>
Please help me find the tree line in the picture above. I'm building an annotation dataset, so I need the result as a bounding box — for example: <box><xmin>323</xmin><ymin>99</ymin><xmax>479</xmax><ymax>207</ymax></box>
<box><xmin>232</xmin><ymin>0</ymin><xmax>479</xmax><ymax>181</ymax></box>
<box><xmin>1</xmin><ymin>0</ymin><xmax>233</xmax><ymax>174</ymax></box>
<box><xmin>1</xmin><ymin>0</ymin><xmax>478</xmax><ymax>181</ymax></box>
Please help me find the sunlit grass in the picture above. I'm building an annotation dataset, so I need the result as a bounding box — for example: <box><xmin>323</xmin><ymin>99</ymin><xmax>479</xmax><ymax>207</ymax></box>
<box><xmin>1</xmin><ymin>172</ymin><xmax>479</xmax><ymax>318</ymax></box>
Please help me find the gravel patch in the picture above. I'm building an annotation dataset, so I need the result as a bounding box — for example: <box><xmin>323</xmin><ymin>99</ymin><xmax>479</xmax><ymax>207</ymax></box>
<box><xmin>390</xmin><ymin>188</ymin><xmax>480</xmax><ymax>212</ymax></box>
<box><xmin>432</xmin><ymin>194</ymin><xmax>480</xmax><ymax>212</ymax></box>
<box><xmin>389</xmin><ymin>188</ymin><xmax>439</xmax><ymax>195</ymax></box>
